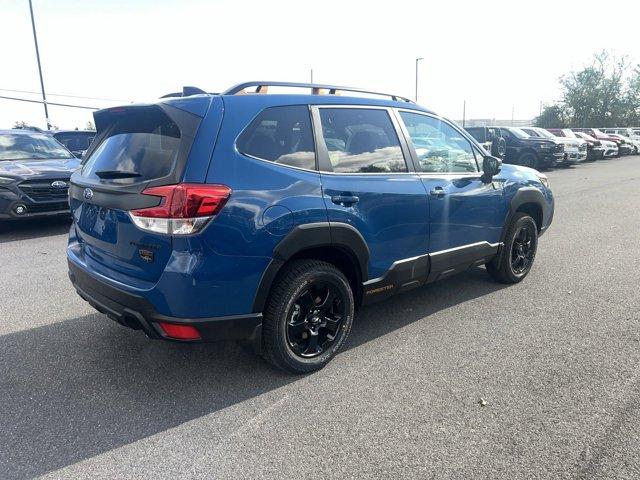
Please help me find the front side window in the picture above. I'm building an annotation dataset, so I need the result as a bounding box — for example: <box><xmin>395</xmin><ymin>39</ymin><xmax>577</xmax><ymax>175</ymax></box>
<box><xmin>318</xmin><ymin>108</ymin><xmax>407</xmax><ymax>173</ymax></box>
<box><xmin>399</xmin><ymin>111</ymin><xmax>479</xmax><ymax>173</ymax></box>
<box><xmin>237</xmin><ymin>105</ymin><xmax>316</xmax><ymax>170</ymax></box>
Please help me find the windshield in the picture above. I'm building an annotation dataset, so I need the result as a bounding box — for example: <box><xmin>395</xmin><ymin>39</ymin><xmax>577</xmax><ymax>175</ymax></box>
<box><xmin>509</xmin><ymin>128</ymin><xmax>530</xmax><ymax>139</ymax></box>
<box><xmin>0</xmin><ymin>133</ymin><xmax>73</xmax><ymax>161</ymax></box>
<box><xmin>561</xmin><ymin>129</ymin><xmax>577</xmax><ymax>138</ymax></box>
<box><xmin>534</xmin><ymin>128</ymin><xmax>555</xmax><ymax>139</ymax></box>
<box><xmin>576</xmin><ymin>132</ymin><xmax>596</xmax><ymax>141</ymax></box>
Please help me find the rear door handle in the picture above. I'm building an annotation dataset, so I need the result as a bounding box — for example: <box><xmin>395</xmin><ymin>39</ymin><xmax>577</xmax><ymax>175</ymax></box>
<box><xmin>331</xmin><ymin>195</ymin><xmax>360</xmax><ymax>206</ymax></box>
<box><xmin>430</xmin><ymin>187</ymin><xmax>446</xmax><ymax>197</ymax></box>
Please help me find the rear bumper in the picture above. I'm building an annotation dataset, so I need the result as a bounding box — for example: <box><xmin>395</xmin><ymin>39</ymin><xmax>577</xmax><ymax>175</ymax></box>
<box><xmin>68</xmin><ymin>259</ymin><xmax>262</xmax><ymax>342</ymax></box>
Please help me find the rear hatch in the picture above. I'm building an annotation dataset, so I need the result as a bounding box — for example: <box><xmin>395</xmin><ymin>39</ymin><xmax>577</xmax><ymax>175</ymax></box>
<box><xmin>69</xmin><ymin>100</ymin><xmax>208</xmax><ymax>283</ymax></box>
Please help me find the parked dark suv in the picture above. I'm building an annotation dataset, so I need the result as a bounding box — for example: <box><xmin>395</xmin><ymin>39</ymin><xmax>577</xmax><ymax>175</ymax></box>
<box><xmin>492</xmin><ymin>127</ymin><xmax>564</xmax><ymax>169</ymax></box>
<box><xmin>67</xmin><ymin>82</ymin><xmax>554</xmax><ymax>373</ymax></box>
<box><xmin>0</xmin><ymin>129</ymin><xmax>79</xmax><ymax>219</ymax></box>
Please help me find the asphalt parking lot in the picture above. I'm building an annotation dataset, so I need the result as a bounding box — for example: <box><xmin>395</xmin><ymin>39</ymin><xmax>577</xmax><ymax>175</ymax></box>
<box><xmin>1</xmin><ymin>156</ymin><xmax>639</xmax><ymax>479</ymax></box>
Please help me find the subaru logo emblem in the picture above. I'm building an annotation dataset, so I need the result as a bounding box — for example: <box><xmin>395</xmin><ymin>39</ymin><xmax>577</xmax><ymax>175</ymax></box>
<box><xmin>83</xmin><ymin>188</ymin><xmax>94</xmax><ymax>200</ymax></box>
<box><xmin>51</xmin><ymin>180</ymin><xmax>67</xmax><ymax>189</ymax></box>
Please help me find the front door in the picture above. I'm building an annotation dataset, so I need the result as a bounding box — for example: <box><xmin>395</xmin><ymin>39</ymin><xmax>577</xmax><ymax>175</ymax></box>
<box><xmin>396</xmin><ymin>110</ymin><xmax>506</xmax><ymax>279</ymax></box>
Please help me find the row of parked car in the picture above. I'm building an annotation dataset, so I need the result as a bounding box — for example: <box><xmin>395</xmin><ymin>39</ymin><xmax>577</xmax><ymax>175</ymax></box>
<box><xmin>465</xmin><ymin>126</ymin><xmax>640</xmax><ymax>170</ymax></box>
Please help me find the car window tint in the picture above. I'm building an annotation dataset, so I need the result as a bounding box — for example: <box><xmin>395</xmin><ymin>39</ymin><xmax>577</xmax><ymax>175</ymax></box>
<box><xmin>82</xmin><ymin>108</ymin><xmax>181</xmax><ymax>184</ymax></box>
<box><xmin>399</xmin><ymin>112</ymin><xmax>479</xmax><ymax>173</ymax></box>
<box><xmin>318</xmin><ymin>108</ymin><xmax>407</xmax><ymax>173</ymax></box>
<box><xmin>55</xmin><ymin>133</ymin><xmax>95</xmax><ymax>151</ymax></box>
<box><xmin>237</xmin><ymin>105</ymin><xmax>316</xmax><ymax>170</ymax></box>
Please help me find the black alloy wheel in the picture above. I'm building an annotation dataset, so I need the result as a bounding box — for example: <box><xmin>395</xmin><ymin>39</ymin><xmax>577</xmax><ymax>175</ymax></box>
<box><xmin>510</xmin><ymin>223</ymin><xmax>536</xmax><ymax>275</ymax></box>
<box><xmin>486</xmin><ymin>212</ymin><xmax>538</xmax><ymax>284</ymax></box>
<box><xmin>262</xmin><ymin>259</ymin><xmax>354</xmax><ymax>373</ymax></box>
<box><xmin>519</xmin><ymin>152</ymin><xmax>538</xmax><ymax>169</ymax></box>
<box><xmin>286</xmin><ymin>281</ymin><xmax>345</xmax><ymax>358</ymax></box>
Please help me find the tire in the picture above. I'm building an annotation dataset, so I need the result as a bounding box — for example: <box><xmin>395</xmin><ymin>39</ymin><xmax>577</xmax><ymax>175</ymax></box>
<box><xmin>262</xmin><ymin>259</ymin><xmax>354</xmax><ymax>374</ymax></box>
<box><xmin>497</xmin><ymin>137</ymin><xmax>507</xmax><ymax>158</ymax></box>
<box><xmin>491</xmin><ymin>137</ymin><xmax>506</xmax><ymax>158</ymax></box>
<box><xmin>486</xmin><ymin>213</ymin><xmax>538</xmax><ymax>284</ymax></box>
<box><xmin>519</xmin><ymin>152</ymin><xmax>538</xmax><ymax>169</ymax></box>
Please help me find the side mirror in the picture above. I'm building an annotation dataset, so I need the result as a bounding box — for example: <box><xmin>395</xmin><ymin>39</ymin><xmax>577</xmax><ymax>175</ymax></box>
<box><xmin>482</xmin><ymin>155</ymin><xmax>502</xmax><ymax>181</ymax></box>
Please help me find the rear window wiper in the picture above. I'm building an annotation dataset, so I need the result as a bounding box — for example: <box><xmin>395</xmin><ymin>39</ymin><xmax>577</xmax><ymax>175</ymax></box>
<box><xmin>94</xmin><ymin>170</ymin><xmax>142</xmax><ymax>179</ymax></box>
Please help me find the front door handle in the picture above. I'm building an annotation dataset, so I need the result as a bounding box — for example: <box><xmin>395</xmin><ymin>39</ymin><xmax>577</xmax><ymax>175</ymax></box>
<box><xmin>430</xmin><ymin>186</ymin><xmax>446</xmax><ymax>197</ymax></box>
<box><xmin>331</xmin><ymin>195</ymin><xmax>360</xmax><ymax>206</ymax></box>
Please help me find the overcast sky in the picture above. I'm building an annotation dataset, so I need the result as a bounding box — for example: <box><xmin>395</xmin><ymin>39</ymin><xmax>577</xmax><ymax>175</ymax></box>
<box><xmin>1</xmin><ymin>0</ymin><xmax>638</xmax><ymax>130</ymax></box>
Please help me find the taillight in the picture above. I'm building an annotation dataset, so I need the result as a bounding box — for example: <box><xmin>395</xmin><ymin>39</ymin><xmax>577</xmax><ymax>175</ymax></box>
<box><xmin>129</xmin><ymin>183</ymin><xmax>231</xmax><ymax>235</ymax></box>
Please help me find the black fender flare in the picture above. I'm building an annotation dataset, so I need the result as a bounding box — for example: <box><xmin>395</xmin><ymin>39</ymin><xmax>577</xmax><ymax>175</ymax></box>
<box><xmin>251</xmin><ymin>222</ymin><xmax>370</xmax><ymax>313</ymax></box>
<box><xmin>500</xmin><ymin>187</ymin><xmax>546</xmax><ymax>243</ymax></box>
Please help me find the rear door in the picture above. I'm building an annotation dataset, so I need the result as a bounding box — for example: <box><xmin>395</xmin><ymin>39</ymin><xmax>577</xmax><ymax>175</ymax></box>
<box><xmin>396</xmin><ymin>110</ymin><xmax>505</xmax><ymax>278</ymax></box>
<box><xmin>69</xmin><ymin>102</ymin><xmax>212</xmax><ymax>282</ymax></box>
<box><xmin>312</xmin><ymin>106</ymin><xmax>429</xmax><ymax>282</ymax></box>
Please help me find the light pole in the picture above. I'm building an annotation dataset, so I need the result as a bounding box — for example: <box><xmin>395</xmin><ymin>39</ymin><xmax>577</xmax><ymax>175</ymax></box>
<box><xmin>415</xmin><ymin>57</ymin><xmax>423</xmax><ymax>103</ymax></box>
<box><xmin>28</xmin><ymin>0</ymin><xmax>51</xmax><ymax>130</ymax></box>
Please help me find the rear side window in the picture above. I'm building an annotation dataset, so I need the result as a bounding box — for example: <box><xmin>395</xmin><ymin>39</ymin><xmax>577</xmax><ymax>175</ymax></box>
<box><xmin>318</xmin><ymin>108</ymin><xmax>407</xmax><ymax>173</ymax></box>
<box><xmin>82</xmin><ymin>107</ymin><xmax>180</xmax><ymax>184</ymax></box>
<box><xmin>237</xmin><ymin>105</ymin><xmax>316</xmax><ymax>170</ymax></box>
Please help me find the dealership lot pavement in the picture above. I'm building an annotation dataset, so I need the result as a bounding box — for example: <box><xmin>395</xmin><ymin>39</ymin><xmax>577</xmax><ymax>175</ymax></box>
<box><xmin>1</xmin><ymin>157</ymin><xmax>639</xmax><ymax>479</ymax></box>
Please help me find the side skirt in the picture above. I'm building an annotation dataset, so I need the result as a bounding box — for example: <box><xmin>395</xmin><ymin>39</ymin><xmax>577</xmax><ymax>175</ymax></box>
<box><xmin>361</xmin><ymin>241</ymin><xmax>502</xmax><ymax>305</ymax></box>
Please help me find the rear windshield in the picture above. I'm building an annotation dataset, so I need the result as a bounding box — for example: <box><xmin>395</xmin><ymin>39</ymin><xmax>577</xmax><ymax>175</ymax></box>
<box><xmin>54</xmin><ymin>132</ymin><xmax>95</xmax><ymax>152</ymax></box>
<box><xmin>81</xmin><ymin>108</ymin><xmax>180</xmax><ymax>184</ymax></box>
<box><xmin>0</xmin><ymin>133</ymin><xmax>73</xmax><ymax>161</ymax></box>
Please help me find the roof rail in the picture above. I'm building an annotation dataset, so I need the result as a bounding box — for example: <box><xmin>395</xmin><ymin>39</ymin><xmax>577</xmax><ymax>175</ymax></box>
<box><xmin>160</xmin><ymin>86</ymin><xmax>209</xmax><ymax>99</ymax></box>
<box><xmin>222</xmin><ymin>81</ymin><xmax>414</xmax><ymax>103</ymax></box>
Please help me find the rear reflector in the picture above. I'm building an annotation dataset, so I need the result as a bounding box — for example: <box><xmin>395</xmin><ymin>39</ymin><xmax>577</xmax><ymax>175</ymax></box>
<box><xmin>129</xmin><ymin>183</ymin><xmax>231</xmax><ymax>235</ymax></box>
<box><xmin>157</xmin><ymin>322</ymin><xmax>201</xmax><ymax>340</ymax></box>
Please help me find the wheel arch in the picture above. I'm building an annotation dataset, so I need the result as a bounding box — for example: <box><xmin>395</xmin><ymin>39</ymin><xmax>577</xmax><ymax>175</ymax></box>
<box><xmin>251</xmin><ymin>222</ymin><xmax>369</xmax><ymax>312</ymax></box>
<box><xmin>501</xmin><ymin>187</ymin><xmax>546</xmax><ymax>242</ymax></box>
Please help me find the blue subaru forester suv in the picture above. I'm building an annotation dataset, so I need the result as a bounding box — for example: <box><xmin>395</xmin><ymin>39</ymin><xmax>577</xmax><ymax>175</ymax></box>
<box><xmin>67</xmin><ymin>82</ymin><xmax>554</xmax><ymax>373</ymax></box>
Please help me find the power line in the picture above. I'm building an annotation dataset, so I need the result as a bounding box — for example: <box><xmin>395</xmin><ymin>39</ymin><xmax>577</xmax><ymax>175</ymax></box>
<box><xmin>0</xmin><ymin>95</ymin><xmax>99</xmax><ymax>110</ymax></box>
<box><xmin>0</xmin><ymin>87</ymin><xmax>128</xmax><ymax>103</ymax></box>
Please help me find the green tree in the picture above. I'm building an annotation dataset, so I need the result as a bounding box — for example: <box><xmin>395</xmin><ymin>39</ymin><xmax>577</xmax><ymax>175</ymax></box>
<box><xmin>624</xmin><ymin>66</ymin><xmax>640</xmax><ymax>126</ymax></box>
<box><xmin>534</xmin><ymin>105</ymin><xmax>566</xmax><ymax>128</ymax></box>
<box><xmin>559</xmin><ymin>51</ymin><xmax>637</xmax><ymax>127</ymax></box>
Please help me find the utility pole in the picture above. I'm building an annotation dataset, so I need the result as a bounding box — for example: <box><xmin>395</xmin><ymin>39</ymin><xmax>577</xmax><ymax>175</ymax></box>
<box><xmin>415</xmin><ymin>57</ymin><xmax>423</xmax><ymax>103</ymax></box>
<box><xmin>28</xmin><ymin>0</ymin><xmax>51</xmax><ymax>130</ymax></box>
<box><xmin>462</xmin><ymin>100</ymin><xmax>466</xmax><ymax>127</ymax></box>
<box><xmin>310</xmin><ymin>68</ymin><xmax>313</xmax><ymax>84</ymax></box>
<box><xmin>511</xmin><ymin>105</ymin><xmax>515</xmax><ymax>126</ymax></box>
